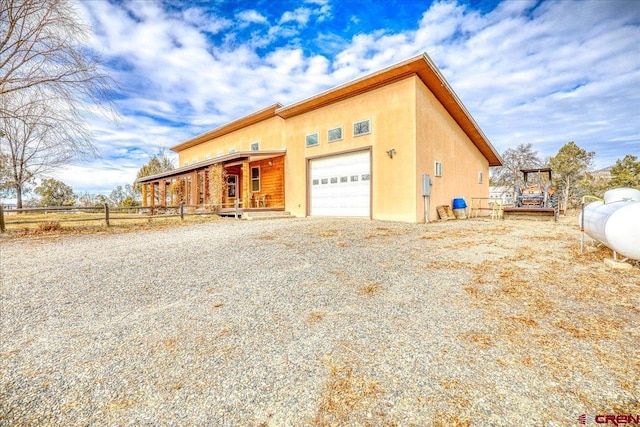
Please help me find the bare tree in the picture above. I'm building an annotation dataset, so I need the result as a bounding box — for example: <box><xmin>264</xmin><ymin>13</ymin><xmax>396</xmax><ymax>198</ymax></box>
<box><xmin>490</xmin><ymin>143</ymin><xmax>543</xmax><ymax>195</ymax></box>
<box><xmin>1</xmin><ymin>91</ymin><xmax>96</xmax><ymax>207</ymax></box>
<box><xmin>0</xmin><ymin>0</ymin><xmax>117</xmax><ymax>207</ymax></box>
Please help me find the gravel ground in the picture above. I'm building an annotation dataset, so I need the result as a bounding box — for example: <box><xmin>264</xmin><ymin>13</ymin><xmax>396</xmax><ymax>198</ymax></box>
<box><xmin>1</xmin><ymin>216</ymin><xmax>638</xmax><ymax>426</ymax></box>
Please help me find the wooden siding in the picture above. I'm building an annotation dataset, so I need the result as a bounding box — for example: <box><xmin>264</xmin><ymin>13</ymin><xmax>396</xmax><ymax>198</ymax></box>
<box><xmin>249</xmin><ymin>156</ymin><xmax>284</xmax><ymax>208</ymax></box>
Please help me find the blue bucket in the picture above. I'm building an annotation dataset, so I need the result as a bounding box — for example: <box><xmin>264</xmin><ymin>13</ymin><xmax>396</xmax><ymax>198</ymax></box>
<box><xmin>452</xmin><ymin>198</ymin><xmax>467</xmax><ymax>209</ymax></box>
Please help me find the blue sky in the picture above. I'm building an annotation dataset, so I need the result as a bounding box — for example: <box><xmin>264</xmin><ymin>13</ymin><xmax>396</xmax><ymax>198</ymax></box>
<box><xmin>51</xmin><ymin>0</ymin><xmax>639</xmax><ymax>195</ymax></box>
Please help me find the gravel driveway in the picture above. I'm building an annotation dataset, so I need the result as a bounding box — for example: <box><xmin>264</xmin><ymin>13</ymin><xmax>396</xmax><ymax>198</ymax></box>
<box><xmin>1</xmin><ymin>217</ymin><xmax>638</xmax><ymax>426</ymax></box>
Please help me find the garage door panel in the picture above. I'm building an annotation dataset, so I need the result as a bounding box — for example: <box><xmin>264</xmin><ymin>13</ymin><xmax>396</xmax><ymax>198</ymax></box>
<box><xmin>310</xmin><ymin>151</ymin><xmax>370</xmax><ymax>217</ymax></box>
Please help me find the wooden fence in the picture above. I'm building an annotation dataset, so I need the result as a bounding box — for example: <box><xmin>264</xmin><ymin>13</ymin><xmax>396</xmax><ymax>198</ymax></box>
<box><xmin>0</xmin><ymin>200</ymin><xmax>243</xmax><ymax>232</ymax></box>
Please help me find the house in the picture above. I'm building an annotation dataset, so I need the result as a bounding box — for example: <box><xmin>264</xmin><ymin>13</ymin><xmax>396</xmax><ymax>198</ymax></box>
<box><xmin>489</xmin><ymin>186</ymin><xmax>515</xmax><ymax>206</ymax></box>
<box><xmin>136</xmin><ymin>53</ymin><xmax>502</xmax><ymax>223</ymax></box>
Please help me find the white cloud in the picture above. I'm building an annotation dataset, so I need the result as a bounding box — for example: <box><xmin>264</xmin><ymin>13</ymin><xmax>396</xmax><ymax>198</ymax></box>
<box><xmin>63</xmin><ymin>0</ymin><xmax>639</xmax><ymax>195</ymax></box>
<box><xmin>279</xmin><ymin>7</ymin><xmax>312</xmax><ymax>26</ymax></box>
<box><xmin>236</xmin><ymin>10</ymin><xmax>268</xmax><ymax>25</ymax></box>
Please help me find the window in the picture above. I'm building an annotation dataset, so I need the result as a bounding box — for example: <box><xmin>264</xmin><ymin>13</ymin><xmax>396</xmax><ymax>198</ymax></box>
<box><xmin>227</xmin><ymin>175</ymin><xmax>238</xmax><ymax>198</ymax></box>
<box><xmin>340</xmin><ymin>176</ymin><xmax>348</xmax><ymax>183</ymax></box>
<box><xmin>351</xmin><ymin>175</ymin><xmax>359</xmax><ymax>182</ymax></box>
<box><xmin>330</xmin><ymin>177</ymin><xmax>338</xmax><ymax>184</ymax></box>
<box><xmin>328</xmin><ymin>127</ymin><xmax>343</xmax><ymax>142</ymax></box>
<box><xmin>251</xmin><ymin>166</ymin><xmax>260</xmax><ymax>192</ymax></box>
<box><xmin>306</xmin><ymin>133</ymin><xmax>319</xmax><ymax>147</ymax></box>
<box><xmin>435</xmin><ymin>161</ymin><xmax>442</xmax><ymax>177</ymax></box>
<box><xmin>250</xmin><ymin>142</ymin><xmax>259</xmax><ymax>151</ymax></box>
<box><xmin>478</xmin><ymin>172</ymin><xmax>483</xmax><ymax>184</ymax></box>
<box><xmin>353</xmin><ymin>119</ymin><xmax>370</xmax><ymax>136</ymax></box>
<box><xmin>361</xmin><ymin>174</ymin><xmax>370</xmax><ymax>181</ymax></box>
<box><xmin>321</xmin><ymin>178</ymin><xmax>328</xmax><ymax>184</ymax></box>
<box><xmin>228</xmin><ymin>148</ymin><xmax>236</xmax><ymax>154</ymax></box>
<box><xmin>312</xmin><ymin>179</ymin><xmax>319</xmax><ymax>185</ymax></box>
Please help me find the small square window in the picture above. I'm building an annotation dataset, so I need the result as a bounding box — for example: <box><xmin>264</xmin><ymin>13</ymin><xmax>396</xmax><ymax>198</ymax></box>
<box><xmin>361</xmin><ymin>174</ymin><xmax>370</xmax><ymax>181</ymax></box>
<box><xmin>330</xmin><ymin>177</ymin><xmax>338</xmax><ymax>184</ymax></box>
<box><xmin>351</xmin><ymin>175</ymin><xmax>359</xmax><ymax>182</ymax></box>
<box><xmin>306</xmin><ymin>133</ymin><xmax>319</xmax><ymax>147</ymax></box>
<box><xmin>321</xmin><ymin>178</ymin><xmax>328</xmax><ymax>184</ymax></box>
<box><xmin>228</xmin><ymin>148</ymin><xmax>236</xmax><ymax>154</ymax></box>
<box><xmin>340</xmin><ymin>176</ymin><xmax>348</xmax><ymax>183</ymax></box>
<box><xmin>312</xmin><ymin>179</ymin><xmax>319</xmax><ymax>185</ymax></box>
<box><xmin>328</xmin><ymin>127</ymin><xmax>343</xmax><ymax>142</ymax></box>
<box><xmin>251</xmin><ymin>142</ymin><xmax>259</xmax><ymax>151</ymax></box>
<box><xmin>435</xmin><ymin>161</ymin><xmax>442</xmax><ymax>177</ymax></box>
<box><xmin>353</xmin><ymin>119</ymin><xmax>370</xmax><ymax>136</ymax></box>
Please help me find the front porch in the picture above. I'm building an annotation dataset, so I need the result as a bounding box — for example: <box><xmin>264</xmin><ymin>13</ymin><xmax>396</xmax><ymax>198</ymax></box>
<box><xmin>136</xmin><ymin>150</ymin><xmax>286</xmax><ymax>213</ymax></box>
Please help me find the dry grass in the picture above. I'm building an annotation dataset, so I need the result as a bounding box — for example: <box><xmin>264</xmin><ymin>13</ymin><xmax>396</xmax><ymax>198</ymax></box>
<box><xmin>1</xmin><ymin>213</ymin><xmax>221</xmax><ymax>239</ymax></box>
<box><xmin>313</xmin><ymin>356</ymin><xmax>386</xmax><ymax>426</ymax></box>
<box><xmin>457</xmin><ymin>219</ymin><xmax>640</xmax><ymax>413</ymax></box>
<box><xmin>307</xmin><ymin>311</ymin><xmax>326</xmax><ymax>325</ymax></box>
<box><xmin>37</xmin><ymin>221</ymin><xmax>61</xmax><ymax>232</ymax></box>
<box><xmin>358</xmin><ymin>283</ymin><xmax>382</xmax><ymax>296</ymax></box>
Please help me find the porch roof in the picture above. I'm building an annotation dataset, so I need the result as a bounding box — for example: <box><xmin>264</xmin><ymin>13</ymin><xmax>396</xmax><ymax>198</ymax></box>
<box><xmin>136</xmin><ymin>149</ymin><xmax>286</xmax><ymax>184</ymax></box>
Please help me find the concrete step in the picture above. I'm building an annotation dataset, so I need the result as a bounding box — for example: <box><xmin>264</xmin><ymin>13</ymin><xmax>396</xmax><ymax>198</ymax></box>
<box><xmin>242</xmin><ymin>211</ymin><xmax>294</xmax><ymax>220</ymax></box>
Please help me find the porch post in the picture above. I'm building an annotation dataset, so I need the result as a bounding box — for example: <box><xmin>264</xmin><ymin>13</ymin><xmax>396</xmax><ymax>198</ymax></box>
<box><xmin>190</xmin><ymin>171</ymin><xmax>199</xmax><ymax>206</ymax></box>
<box><xmin>142</xmin><ymin>183</ymin><xmax>148</xmax><ymax>207</ymax></box>
<box><xmin>149</xmin><ymin>182</ymin><xmax>156</xmax><ymax>207</ymax></box>
<box><xmin>159</xmin><ymin>180</ymin><xmax>167</xmax><ymax>207</ymax></box>
<box><xmin>242</xmin><ymin>161</ymin><xmax>250</xmax><ymax>208</ymax></box>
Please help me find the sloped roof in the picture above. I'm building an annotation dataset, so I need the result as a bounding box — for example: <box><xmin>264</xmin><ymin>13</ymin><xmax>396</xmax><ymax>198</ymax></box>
<box><xmin>169</xmin><ymin>53</ymin><xmax>502</xmax><ymax>166</ymax></box>
<box><xmin>171</xmin><ymin>103</ymin><xmax>283</xmax><ymax>153</ymax></box>
<box><xmin>277</xmin><ymin>53</ymin><xmax>502</xmax><ymax>166</ymax></box>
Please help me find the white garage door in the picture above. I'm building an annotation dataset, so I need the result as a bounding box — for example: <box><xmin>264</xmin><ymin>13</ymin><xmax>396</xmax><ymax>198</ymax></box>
<box><xmin>310</xmin><ymin>150</ymin><xmax>371</xmax><ymax>217</ymax></box>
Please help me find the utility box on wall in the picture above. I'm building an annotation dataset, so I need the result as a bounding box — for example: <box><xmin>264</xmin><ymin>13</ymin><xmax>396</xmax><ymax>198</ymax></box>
<box><xmin>422</xmin><ymin>173</ymin><xmax>432</xmax><ymax>196</ymax></box>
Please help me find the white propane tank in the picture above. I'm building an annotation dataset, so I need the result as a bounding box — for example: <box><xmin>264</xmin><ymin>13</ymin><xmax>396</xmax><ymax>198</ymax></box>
<box><xmin>580</xmin><ymin>188</ymin><xmax>640</xmax><ymax>261</ymax></box>
<box><xmin>603</xmin><ymin>187</ymin><xmax>640</xmax><ymax>204</ymax></box>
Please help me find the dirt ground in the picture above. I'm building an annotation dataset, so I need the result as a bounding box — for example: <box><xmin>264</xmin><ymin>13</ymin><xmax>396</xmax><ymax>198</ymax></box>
<box><xmin>1</xmin><ymin>214</ymin><xmax>639</xmax><ymax>426</ymax></box>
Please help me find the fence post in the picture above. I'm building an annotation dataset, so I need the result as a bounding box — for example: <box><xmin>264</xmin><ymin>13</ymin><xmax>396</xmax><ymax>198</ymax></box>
<box><xmin>104</xmin><ymin>203</ymin><xmax>110</xmax><ymax>227</ymax></box>
<box><xmin>0</xmin><ymin>204</ymin><xmax>5</xmax><ymax>232</ymax></box>
<box><xmin>180</xmin><ymin>201</ymin><xmax>184</xmax><ymax>221</ymax></box>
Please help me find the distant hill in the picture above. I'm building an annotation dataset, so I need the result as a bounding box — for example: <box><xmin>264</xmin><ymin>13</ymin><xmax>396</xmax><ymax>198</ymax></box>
<box><xmin>591</xmin><ymin>166</ymin><xmax>612</xmax><ymax>179</ymax></box>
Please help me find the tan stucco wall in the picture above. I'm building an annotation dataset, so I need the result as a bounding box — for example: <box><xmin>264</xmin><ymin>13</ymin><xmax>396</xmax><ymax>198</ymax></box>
<box><xmin>170</xmin><ymin>74</ymin><xmax>491</xmax><ymax>223</ymax></box>
<box><xmin>415</xmin><ymin>78</ymin><xmax>490</xmax><ymax>221</ymax></box>
<box><xmin>177</xmin><ymin>116</ymin><xmax>284</xmax><ymax>166</ymax></box>
<box><xmin>282</xmin><ymin>78</ymin><xmax>417</xmax><ymax>221</ymax></box>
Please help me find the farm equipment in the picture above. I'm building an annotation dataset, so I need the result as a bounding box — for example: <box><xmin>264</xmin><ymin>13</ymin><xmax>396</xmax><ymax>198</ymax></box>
<box><xmin>503</xmin><ymin>167</ymin><xmax>558</xmax><ymax>220</ymax></box>
<box><xmin>515</xmin><ymin>168</ymin><xmax>555</xmax><ymax>208</ymax></box>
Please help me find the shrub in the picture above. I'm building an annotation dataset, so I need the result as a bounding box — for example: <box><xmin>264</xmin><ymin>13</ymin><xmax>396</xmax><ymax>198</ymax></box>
<box><xmin>38</xmin><ymin>221</ymin><xmax>61</xmax><ymax>232</ymax></box>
